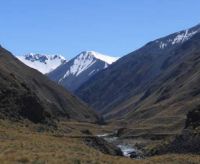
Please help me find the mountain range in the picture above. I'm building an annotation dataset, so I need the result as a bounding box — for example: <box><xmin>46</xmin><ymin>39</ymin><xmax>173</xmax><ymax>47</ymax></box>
<box><xmin>0</xmin><ymin>23</ymin><xmax>200</xmax><ymax>162</ymax></box>
<box><xmin>0</xmin><ymin>47</ymin><xmax>98</xmax><ymax>123</ymax></box>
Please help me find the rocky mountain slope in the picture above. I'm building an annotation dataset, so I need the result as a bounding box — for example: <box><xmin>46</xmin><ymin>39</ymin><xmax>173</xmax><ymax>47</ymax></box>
<box><xmin>48</xmin><ymin>51</ymin><xmax>119</xmax><ymax>91</ymax></box>
<box><xmin>17</xmin><ymin>53</ymin><xmax>66</xmax><ymax>74</ymax></box>
<box><xmin>0</xmin><ymin>46</ymin><xmax>98</xmax><ymax>123</ymax></box>
<box><xmin>76</xmin><ymin>24</ymin><xmax>200</xmax><ymax>136</ymax></box>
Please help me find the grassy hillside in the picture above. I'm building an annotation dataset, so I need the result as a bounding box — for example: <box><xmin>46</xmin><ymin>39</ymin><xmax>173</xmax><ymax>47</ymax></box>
<box><xmin>0</xmin><ymin>120</ymin><xmax>199</xmax><ymax>164</ymax></box>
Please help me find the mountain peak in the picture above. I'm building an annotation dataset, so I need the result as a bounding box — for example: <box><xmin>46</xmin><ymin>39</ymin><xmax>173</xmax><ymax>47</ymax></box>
<box><xmin>17</xmin><ymin>53</ymin><xmax>67</xmax><ymax>74</ymax></box>
<box><xmin>80</xmin><ymin>51</ymin><xmax>119</xmax><ymax>64</ymax></box>
<box><xmin>48</xmin><ymin>51</ymin><xmax>120</xmax><ymax>91</ymax></box>
<box><xmin>24</xmin><ymin>53</ymin><xmax>66</xmax><ymax>63</ymax></box>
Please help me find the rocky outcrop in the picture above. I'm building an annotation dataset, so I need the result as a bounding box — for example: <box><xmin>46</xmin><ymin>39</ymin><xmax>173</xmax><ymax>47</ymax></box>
<box><xmin>83</xmin><ymin>136</ymin><xmax>123</xmax><ymax>156</ymax></box>
<box><xmin>146</xmin><ymin>106</ymin><xmax>200</xmax><ymax>156</ymax></box>
<box><xmin>166</xmin><ymin>106</ymin><xmax>200</xmax><ymax>154</ymax></box>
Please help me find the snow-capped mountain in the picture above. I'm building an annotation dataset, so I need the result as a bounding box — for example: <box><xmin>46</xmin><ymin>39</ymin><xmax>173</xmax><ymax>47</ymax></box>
<box><xmin>48</xmin><ymin>51</ymin><xmax>119</xmax><ymax>91</ymax></box>
<box><xmin>17</xmin><ymin>53</ymin><xmax>67</xmax><ymax>74</ymax></box>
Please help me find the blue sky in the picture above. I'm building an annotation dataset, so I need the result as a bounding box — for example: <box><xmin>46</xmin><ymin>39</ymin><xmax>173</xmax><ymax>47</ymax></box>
<box><xmin>0</xmin><ymin>0</ymin><xmax>200</xmax><ymax>59</ymax></box>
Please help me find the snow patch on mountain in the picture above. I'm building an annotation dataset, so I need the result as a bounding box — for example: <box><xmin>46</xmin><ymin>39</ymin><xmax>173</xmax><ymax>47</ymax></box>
<box><xmin>17</xmin><ymin>53</ymin><xmax>66</xmax><ymax>74</ymax></box>
<box><xmin>159</xmin><ymin>41</ymin><xmax>167</xmax><ymax>49</ymax></box>
<box><xmin>172</xmin><ymin>30</ymin><xmax>198</xmax><ymax>45</ymax></box>
<box><xmin>158</xmin><ymin>26</ymin><xmax>200</xmax><ymax>49</ymax></box>
<box><xmin>87</xmin><ymin>51</ymin><xmax>119</xmax><ymax>64</ymax></box>
<box><xmin>68</xmin><ymin>52</ymin><xmax>96</xmax><ymax>77</ymax></box>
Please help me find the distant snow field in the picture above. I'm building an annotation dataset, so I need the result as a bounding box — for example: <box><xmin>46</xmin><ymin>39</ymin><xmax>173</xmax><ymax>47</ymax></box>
<box><xmin>17</xmin><ymin>53</ymin><xmax>67</xmax><ymax>74</ymax></box>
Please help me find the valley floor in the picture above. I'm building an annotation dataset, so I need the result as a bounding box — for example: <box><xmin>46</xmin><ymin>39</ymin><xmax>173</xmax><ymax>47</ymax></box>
<box><xmin>0</xmin><ymin>120</ymin><xmax>199</xmax><ymax>164</ymax></box>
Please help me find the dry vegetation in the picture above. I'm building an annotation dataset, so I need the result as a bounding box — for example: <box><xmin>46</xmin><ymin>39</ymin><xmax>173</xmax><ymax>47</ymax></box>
<box><xmin>0</xmin><ymin>120</ymin><xmax>199</xmax><ymax>164</ymax></box>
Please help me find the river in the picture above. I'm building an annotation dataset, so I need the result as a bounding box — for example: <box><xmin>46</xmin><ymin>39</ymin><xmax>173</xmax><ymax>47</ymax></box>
<box><xmin>97</xmin><ymin>133</ymin><xmax>142</xmax><ymax>158</ymax></box>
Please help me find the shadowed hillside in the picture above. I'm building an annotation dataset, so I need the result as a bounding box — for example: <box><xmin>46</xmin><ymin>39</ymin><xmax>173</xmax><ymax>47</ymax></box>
<box><xmin>0</xmin><ymin>46</ymin><xmax>99</xmax><ymax>123</ymax></box>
